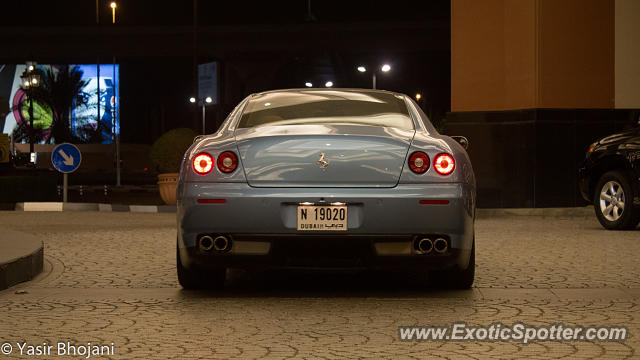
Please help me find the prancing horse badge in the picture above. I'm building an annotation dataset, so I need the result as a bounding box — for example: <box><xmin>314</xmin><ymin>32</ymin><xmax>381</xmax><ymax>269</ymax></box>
<box><xmin>317</xmin><ymin>152</ymin><xmax>330</xmax><ymax>170</ymax></box>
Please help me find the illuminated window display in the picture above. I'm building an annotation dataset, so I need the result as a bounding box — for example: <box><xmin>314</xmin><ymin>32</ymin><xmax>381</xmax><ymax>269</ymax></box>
<box><xmin>0</xmin><ymin>64</ymin><xmax>119</xmax><ymax>144</ymax></box>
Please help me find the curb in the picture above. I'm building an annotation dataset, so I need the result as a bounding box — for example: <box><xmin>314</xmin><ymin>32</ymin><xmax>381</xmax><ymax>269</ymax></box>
<box><xmin>14</xmin><ymin>202</ymin><xmax>176</xmax><ymax>213</ymax></box>
<box><xmin>10</xmin><ymin>202</ymin><xmax>594</xmax><ymax>217</ymax></box>
<box><xmin>0</xmin><ymin>230</ymin><xmax>44</xmax><ymax>290</ymax></box>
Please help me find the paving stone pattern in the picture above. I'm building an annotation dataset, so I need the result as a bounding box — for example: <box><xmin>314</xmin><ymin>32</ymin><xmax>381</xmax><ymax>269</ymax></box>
<box><xmin>0</xmin><ymin>212</ymin><xmax>637</xmax><ymax>359</ymax></box>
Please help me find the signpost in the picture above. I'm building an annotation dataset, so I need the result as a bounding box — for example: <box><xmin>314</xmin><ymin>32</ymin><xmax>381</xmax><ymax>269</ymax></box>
<box><xmin>51</xmin><ymin>143</ymin><xmax>82</xmax><ymax>202</ymax></box>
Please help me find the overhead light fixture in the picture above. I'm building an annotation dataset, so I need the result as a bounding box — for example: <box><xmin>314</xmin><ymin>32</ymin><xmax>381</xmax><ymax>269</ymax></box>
<box><xmin>325</xmin><ymin>81</ymin><xmax>333</xmax><ymax>88</ymax></box>
<box><xmin>357</xmin><ymin>66</ymin><xmax>366</xmax><ymax>72</ymax></box>
<box><xmin>381</xmin><ymin>64</ymin><xmax>391</xmax><ymax>72</ymax></box>
<box><xmin>189</xmin><ymin>97</ymin><xmax>196</xmax><ymax>103</ymax></box>
<box><xmin>205</xmin><ymin>97</ymin><xmax>213</xmax><ymax>103</ymax></box>
<box><xmin>305</xmin><ymin>82</ymin><xmax>313</xmax><ymax>87</ymax></box>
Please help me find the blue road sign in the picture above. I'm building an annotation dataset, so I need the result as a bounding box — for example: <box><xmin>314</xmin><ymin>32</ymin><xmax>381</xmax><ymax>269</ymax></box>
<box><xmin>51</xmin><ymin>143</ymin><xmax>82</xmax><ymax>173</ymax></box>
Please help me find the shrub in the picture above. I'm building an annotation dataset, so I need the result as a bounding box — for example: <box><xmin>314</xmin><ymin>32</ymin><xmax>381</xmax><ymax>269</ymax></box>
<box><xmin>150</xmin><ymin>128</ymin><xmax>198</xmax><ymax>174</ymax></box>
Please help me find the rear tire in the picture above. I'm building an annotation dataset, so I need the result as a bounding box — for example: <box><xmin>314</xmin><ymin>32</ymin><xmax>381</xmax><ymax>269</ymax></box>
<box><xmin>430</xmin><ymin>238</ymin><xmax>475</xmax><ymax>289</ymax></box>
<box><xmin>177</xmin><ymin>244</ymin><xmax>226</xmax><ymax>290</ymax></box>
<box><xmin>593</xmin><ymin>170</ymin><xmax>640</xmax><ymax>230</ymax></box>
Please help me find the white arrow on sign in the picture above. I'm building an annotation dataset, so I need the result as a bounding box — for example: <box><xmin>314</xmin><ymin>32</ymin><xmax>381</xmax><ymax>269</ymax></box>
<box><xmin>58</xmin><ymin>149</ymin><xmax>74</xmax><ymax>166</ymax></box>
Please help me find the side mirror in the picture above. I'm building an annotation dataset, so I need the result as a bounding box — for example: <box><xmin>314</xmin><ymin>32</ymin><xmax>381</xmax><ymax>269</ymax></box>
<box><xmin>451</xmin><ymin>136</ymin><xmax>469</xmax><ymax>150</ymax></box>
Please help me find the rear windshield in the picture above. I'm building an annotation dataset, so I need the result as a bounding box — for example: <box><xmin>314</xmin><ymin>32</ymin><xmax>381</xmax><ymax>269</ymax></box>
<box><xmin>237</xmin><ymin>90</ymin><xmax>414</xmax><ymax>130</ymax></box>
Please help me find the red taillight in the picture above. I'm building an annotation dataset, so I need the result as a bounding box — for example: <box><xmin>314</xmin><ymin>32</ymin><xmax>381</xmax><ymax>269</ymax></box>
<box><xmin>434</xmin><ymin>153</ymin><xmax>455</xmax><ymax>175</ymax></box>
<box><xmin>217</xmin><ymin>151</ymin><xmax>238</xmax><ymax>173</ymax></box>
<box><xmin>408</xmin><ymin>151</ymin><xmax>430</xmax><ymax>174</ymax></box>
<box><xmin>193</xmin><ymin>153</ymin><xmax>214</xmax><ymax>175</ymax></box>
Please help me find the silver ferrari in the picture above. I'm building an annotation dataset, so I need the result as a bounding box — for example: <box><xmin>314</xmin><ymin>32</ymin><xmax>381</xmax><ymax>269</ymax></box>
<box><xmin>177</xmin><ymin>89</ymin><xmax>476</xmax><ymax>289</ymax></box>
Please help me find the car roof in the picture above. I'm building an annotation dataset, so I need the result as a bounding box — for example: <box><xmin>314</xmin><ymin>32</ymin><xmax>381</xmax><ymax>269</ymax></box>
<box><xmin>250</xmin><ymin>88</ymin><xmax>405</xmax><ymax>98</ymax></box>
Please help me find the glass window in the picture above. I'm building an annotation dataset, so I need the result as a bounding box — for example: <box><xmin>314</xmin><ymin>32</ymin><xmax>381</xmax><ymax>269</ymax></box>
<box><xmin>238</xmin><ymin>90</ymin><xmax>413</xmax><ymax>130</ymax></box>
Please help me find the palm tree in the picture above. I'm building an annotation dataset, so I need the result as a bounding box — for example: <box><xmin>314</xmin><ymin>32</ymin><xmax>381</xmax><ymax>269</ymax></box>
<box><xmin>39</xmin><ymin>65</ymin><xmax>89</xmax><ymax>143</ymax></box>
<box><xmin>13</xmin><ymin>65</ymin><xmax>111</xmax><ymax>144</ymax></box>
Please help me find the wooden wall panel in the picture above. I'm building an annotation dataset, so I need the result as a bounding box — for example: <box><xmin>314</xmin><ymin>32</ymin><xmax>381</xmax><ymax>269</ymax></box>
<box><xmin>537</xmin><ymin>0</ymin><xmax>614</xmax><ymax>108</ymax></box>
<box><xmin>451</xmin><ymin>0</ymin><xmax>615</xmax><ymax>111</ymax></box>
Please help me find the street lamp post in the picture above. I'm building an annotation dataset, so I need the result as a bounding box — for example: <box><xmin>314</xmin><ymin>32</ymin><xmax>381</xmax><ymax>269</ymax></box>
<box><xmin>110</xmin><ymin>2</ymin><xmax>117</xmax><ymax>24</ymax></box>
<box><xmin>357</xmin><ymin>64</ymin><xmax>391</xmax><ymax>89</ymax></box>
<box><xmin>189</xmin><ymin>96</ymin><xmax>212</xmax><ymax>134</ymax></box>
<box><xmin>20</xmin><ymin>61</ymin><xmax>41</xmax><ymax>164</ymax></box>
<box><xmin>109</xmin><ymin>1</ymin><xmax>121</xmax><ymax>186</ymax></box>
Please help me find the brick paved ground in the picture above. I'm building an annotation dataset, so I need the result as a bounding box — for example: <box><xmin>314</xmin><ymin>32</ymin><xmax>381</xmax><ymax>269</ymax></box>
<box><xmin>0</xmin><ymin>212</ymin><xmax>638</xmax><ymax>359</ymax></box>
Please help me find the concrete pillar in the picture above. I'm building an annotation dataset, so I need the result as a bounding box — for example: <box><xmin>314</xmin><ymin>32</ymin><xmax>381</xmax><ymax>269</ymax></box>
<box><xmin>615</xmin><ymin>0</ymin><xmax>640</xmax><ymax>109</ymax></box>
<box><xmin>448</xmin><ymin>0</ymin><xmax>638</xmax><ymax>208</ymax></box>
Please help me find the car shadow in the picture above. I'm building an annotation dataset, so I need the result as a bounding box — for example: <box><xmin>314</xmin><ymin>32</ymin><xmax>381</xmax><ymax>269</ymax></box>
<box><xmin>178</xmin><ymin>268</ymin><xmax>477</xmax><ymax>299</ymax></box>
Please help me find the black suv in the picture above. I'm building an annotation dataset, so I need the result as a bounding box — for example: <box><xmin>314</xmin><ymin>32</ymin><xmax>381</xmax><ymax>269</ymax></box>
<box><xmin>578</xmin><ymin>125</ymin><xmax>640</xmax><ymax>230</ymax></box>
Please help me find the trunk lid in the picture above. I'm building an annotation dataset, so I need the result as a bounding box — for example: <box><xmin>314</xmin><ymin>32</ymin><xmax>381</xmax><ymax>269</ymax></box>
<box><xmin>235</xmin><ymin>125</ymin><xmax>415</xmax><ymax>187</ymax></box>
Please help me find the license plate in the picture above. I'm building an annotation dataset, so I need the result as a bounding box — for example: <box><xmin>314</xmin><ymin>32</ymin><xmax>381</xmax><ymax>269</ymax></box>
<box><xmin>297</xmin><ymin>205</ymin><xmax>348</xmax><ymax>231</ymax></box>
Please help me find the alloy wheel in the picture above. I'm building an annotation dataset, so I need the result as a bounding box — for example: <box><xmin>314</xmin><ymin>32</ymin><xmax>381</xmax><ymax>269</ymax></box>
<box><xmin>599</xmin><ymin>180</ymin><xmax>625</xmax><ymax>222</ymax></box>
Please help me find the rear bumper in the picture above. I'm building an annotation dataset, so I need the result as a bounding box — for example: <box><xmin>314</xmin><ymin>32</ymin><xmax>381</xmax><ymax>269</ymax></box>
<box><xmin>182</xmin><ymin>235</ymin><xmax>471</xmax><ymax>271</ymax></box>
<box><xmin>177</xmin><ymin>182</ymin><xmax>475</xmax><ymax>270</ymax></box>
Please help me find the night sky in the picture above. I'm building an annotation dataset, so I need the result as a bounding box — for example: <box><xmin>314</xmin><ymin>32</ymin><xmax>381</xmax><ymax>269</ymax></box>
<box><xmin>1</xmin><ymin>1</ymin><xmax>449</xmax><ymax>26</ymax></box>
<box><xmin>1</xmin><ymin>0</ymin><xmax>451</xmax><ymax>143</ymax></box>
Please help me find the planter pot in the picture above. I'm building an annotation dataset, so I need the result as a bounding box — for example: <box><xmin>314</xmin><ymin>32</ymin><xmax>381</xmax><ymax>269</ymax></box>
<box><xmin>157</xmin><ymin>172</ymin><xmax>179</xmax><ymax>205</ymax></box>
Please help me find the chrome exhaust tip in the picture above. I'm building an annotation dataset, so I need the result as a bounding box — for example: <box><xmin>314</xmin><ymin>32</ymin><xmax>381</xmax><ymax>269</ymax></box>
<box><xmin>199</xmin><ymin>235</ymin><xmax>214</xmax><ymax>252</ymax></box>
<box><xmin>213</xmin><ymin>235</ymin><xmax>231</xmax><ymax>253</ymax></box>
<box><xmin>416</xmin><ymin>237</ymin><xmax>433</xmax><ymax>254</ymax></box>
<box><xmin>433</xmin><ymin>238</ymin><xmax>448</xmax><ymax>253</ymax></box>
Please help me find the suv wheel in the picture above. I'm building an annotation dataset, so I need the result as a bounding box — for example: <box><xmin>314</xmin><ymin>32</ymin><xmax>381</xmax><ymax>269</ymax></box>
<box><xmin>594</xmin><ymin>170</ymin><xmax>640</xmax><ymax>230</ymax></box>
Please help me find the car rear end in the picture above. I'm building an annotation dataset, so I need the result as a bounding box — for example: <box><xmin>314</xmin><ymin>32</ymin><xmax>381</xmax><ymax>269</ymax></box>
<box><xmin>177</xmin><ymin>89</ymin><xmax>475</xmax><ymax>285</ymax></box>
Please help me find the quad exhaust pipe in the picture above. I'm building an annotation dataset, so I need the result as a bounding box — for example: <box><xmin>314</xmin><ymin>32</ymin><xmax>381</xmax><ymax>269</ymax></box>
<box><xmin>433</xmin><ymin>237</ymin><xmax>448</xmax><ymax>253</ymax></box>
<box><xmin>199</xmin><ymin>235</ymin><xmax>232</xmax><ymax>253</ymax></box>
<box><xmin>199</xmin><ymin>235</ymin><xmax>214</xmax><ymax>252</ymax></box>
<box><xmin>414</xmin><ymin>236</ymin><xmax>449</xmax><ymax>255</ymax></box>
<box><xmin>213</xmin><ymin>236</ymin><xmax>231</xmax><ymax>252</ymax></box>
<box><xmin>416</xmin><ymin>237</ymin><xmax>433</xmax><ymax>254</ymax></box>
